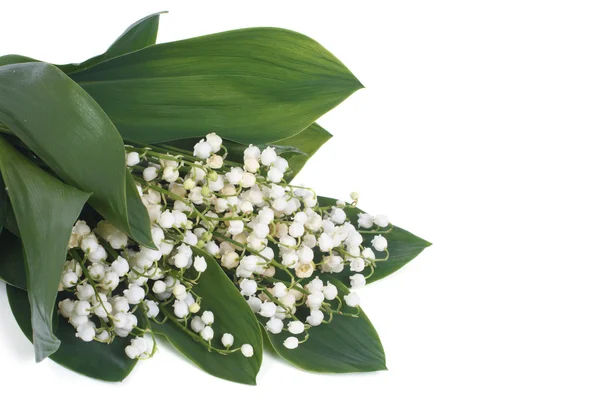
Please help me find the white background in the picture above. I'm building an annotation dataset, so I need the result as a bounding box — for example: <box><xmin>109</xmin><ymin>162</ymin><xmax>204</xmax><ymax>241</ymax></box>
<box><xmin>1</xmin><ymin>1</ymin><xmax>600</xmax><ymax>398</ymax></box>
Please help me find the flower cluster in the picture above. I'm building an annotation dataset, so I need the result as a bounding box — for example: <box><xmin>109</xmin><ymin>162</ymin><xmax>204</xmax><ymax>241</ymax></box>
<box><xmin>57</xmin><ymin>132</ymin><xmax>390</xmax><ymax>355</ymax></box>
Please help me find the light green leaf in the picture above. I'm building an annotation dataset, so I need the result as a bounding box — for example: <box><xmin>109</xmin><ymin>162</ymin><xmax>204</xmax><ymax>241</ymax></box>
<box><xmin>0</xmin><ymin>137</ymin><xmax>90</xmax><ymax>362</ymax></box>
<box><xmin>0</xmin><ymin>230</ymin><xmax>26</xmax><ymax>290</ymax></box>
<box><xmin>69</xmin><ymin>28</ymin><xmax>362</xmax><ymax>144</ymax></box>
<box><xmin>266</xmin><ymin>276</ymin><xmax>386</xmax><ymax>373</ymax></box>
<box><xmin>0</xmin><ymin>62</ymin><xmax>154</xmax><ymax>249</ymax></box>
<box><xmin>317</xmin><ymin>197</ymin><xmax>431</xmax><ymax>285</ymax></box>
<box><xmin>7</xmin><ymin>285</ymin><xmax>137</xmax><ymax>381</ymax></box>
<box><xmin>151</xmin><ymin>251</ymin><xmax>262</xmax><ymax>385</ymax></box>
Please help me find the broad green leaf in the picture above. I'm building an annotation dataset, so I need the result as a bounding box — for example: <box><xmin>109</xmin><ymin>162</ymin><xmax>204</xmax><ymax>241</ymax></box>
<box><xmin>0</xmin><ymin>62</ymin><xmax>155</xmax><ymax>249</ymax></box>
<box><xmin>151</xmin><ymin>251</ymin><xmax>262</xmax><ymax>385</ymax></box>
<box><xmin>0</xmin><ymin>230</ymin><xmax>26</xmax><ymax>290</ymax></box>
<box><xmin>318</xmin><ymin>196</ymin><xmax>431</xmax><ymax>285</ymax></box>
<box><xmin>69</xmin><ymin>28</ymin><xmax>363</xmax><ymax>144</ymax></box>
<box><xmin>7</xmin><ymin>285</ymin><xmax>137</xmax><ymax>382</ymax></box>
<box><xmin>266</xmin><ymin>277</ymin><xmax>386</xmax><ymax>373</ymax></box>
<box><xmin>59</xmin><ymin>11</ymin><xmax>166</xmax><ymax>75</ymax></box>
<box><xmin>0</xmin><ymin>173</ymin><xmax>6</xmax><ymax>233</ymax></box>
<box><xmin>0</xmin><ymin>54</ymin><xmax>38</xmax><ymax>68</ymax></box>
<box><xmin>0</xmin><ymin>137</ymin><xmax>90</xmax><ymax>362</ymax></box>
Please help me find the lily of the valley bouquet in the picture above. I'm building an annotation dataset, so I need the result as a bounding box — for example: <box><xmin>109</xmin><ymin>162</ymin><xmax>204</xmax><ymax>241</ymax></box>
<box><xmin>0</xmin><ymin>12</ymin><xmax>429</xmax><ymax>384</ymax></box>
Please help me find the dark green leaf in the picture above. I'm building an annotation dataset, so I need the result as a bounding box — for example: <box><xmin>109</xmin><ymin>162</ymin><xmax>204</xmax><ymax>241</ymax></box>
<box><xmin>7</xmin><ymin>285</ymin><xmax>137</xmax><ymax>382</ymax></box>
<box><xmin>270</xmin><ymin>123</ymin><xmax>332</xmax><ymax>179</ymax></box>
<box><xmin>0</xmin><ymin>137</ymin><xmax>90</xmax><ymax>362</ymax></box>
<box><xmin>266</xmin><ymin>276</ymin><xmax>386</xmax><ymax>373</ymax></box>
<box><xmin>0</xmin><ymin>62</ymin><xmax>155</xmax><ymax>249</ymax></box>
<box><xmin>0</xmin><ymin>54</ymin><xmax>38</xmax><ymax>68</ymax></box>
<box><xmin>69</xmin><ymin>28</ymin><xmax>362</xmax><ymax>144</ymax></box>
<box><xmin>0</xmin><ymin>172</ymin><xmax>6</xmax><ymax>234</ymax></box>
<box><xmin>151</xmin><ymin>251</ymin><xmax>262</xmax><ymax>385</ymax></box>
<box><xmin>318</xmin><ymin>196</ymin><xmax>431</xmax><ymax>285</ymax></box>
<box><xmin>59</xmin><ymin>12</ymin><xmax>167</xmax><ymax>75</ymax></box>
<box><xmin>0</xmin><ymin>230</ymin><xmax>26</xmax><ymax>290</ymax></box>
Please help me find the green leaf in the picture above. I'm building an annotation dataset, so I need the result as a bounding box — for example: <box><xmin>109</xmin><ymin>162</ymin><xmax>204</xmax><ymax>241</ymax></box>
<box><xmin>0</xmin><ymin>62</ymin><xmax>155</xmax><ymax>249</ymax></box>
<box><xmin>0</xmin><ymin>230</ymin><xmax>26</xmax><ymax>290</ymax></box>
<box><xmin>270</xmin><ymin>123</ymin><xmax>332</xmax><ymax>179</ymax></box>
<box><xmin>69</xmin><ymin>28</ymin><xmax>363</xmax><ymax>144</ymax></box>
<box><xmin>0</xmin><ymin>172</ymin><xmax>6</xmax><ymax>233</ymax></box>
<box><xmin>151</xmin><ymin>251</ymin><xmax>262</xmax><ymax>385</ymax></box>
<box><xmin>0</xmin><ymin>137</ymin><xmax>90</xmax><ymax>362</ymax></box>
<box><xmin>318</xmin><ymin>196</ymin><xmax>431</xmax><ymax>285</ymax></box>
<box><xmin>6</xmin><ymin>285</ymin><xmax>137</xmax><ymax>382</ymax></box>
<box><xmin>59</xmin><ymin>12</ymin><xmax>167</xmax><ymax>75</ymax></box>
<box><xmin>266</xmin><ymin>276</ymin><xmax>386</xmax><ymax>373</ymax></box>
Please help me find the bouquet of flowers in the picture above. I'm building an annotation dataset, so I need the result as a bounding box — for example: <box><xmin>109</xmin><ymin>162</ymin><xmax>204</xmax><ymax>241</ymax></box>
<box><xmin>0</xmin><ymin>12</ymin><xmax>430</xmax><ymax>384</ymax></box>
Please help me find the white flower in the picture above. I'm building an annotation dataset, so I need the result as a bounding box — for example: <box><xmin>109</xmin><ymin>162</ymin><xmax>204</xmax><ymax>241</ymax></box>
<box><xmin>143</xmin><ymin>166</ymin><xmax>159</xmax><ymax>181</ymax></box>
<box><xmin>272</xmin><ymin>282</ymin><xmax>288</xmax><ymax>298</ymax></box>
<box><xmin>241</xmin><ymin>172</ymin><xmax>256</xmax><ymax>188</ymax></box>
<box><xmin>283</xmin><ymin>337</ymin><xmax>299</xmax><ymax>349</ymax></box>
<box><xmin>112</xmin><ymin>297</ymin><xmax>130</xmax><ymax>314</ymax></box>
<box><xmin>344</xmin><ymin>292</ymin><xmax>361</xmax><ymax>307</ymax></box>
<box><xmin>162</xmin><ymin>166</ymin><xmax>179</xmax><ymax>182</ymax></box>
<box><xmin>102</xmin><ymin>271</ymin><xmax>120</xmax><ymax>291</ymax></box>
<box><xmin>76</xmin><ymin>321</ymin><xmax>96</xmax><ymax>342</ymax></box>
<box><xmin>126</xmin><ymin>152</ymin><xmax>140</xmax><ymax>166</ymax></box>
<box><xmin>80</xmin><ymin>235</ymin><xmax>99</xmax><ymax>253</ymax></box>
<box><xmin>145</xmin><ymin>300</ymin><xmax>160</xmax><ymax>318</ymax></box>
<box><xmin>193</xmin><ymin>140</ymin><xmax>212</xmax><ymax>159</ymax></box>
<box><xmin>225</xmin><ymin>167</ymin><xmax>244</xmax><ymax>185</ymax></box>
<box><xmin>358</xmin><ymin>213</ymin><xmax>374</xmax><ymax>229</ymax></box>
<box><xmin>61</xmin><ymin>271</ymin><xmax>78</xmax><ymax>289</ymax></box>
<box><xmin>244</xmin><ymin>157</ymin><xmax>260</xmax><ymax>173</ymax></box>
<box><xmin>274</xmin><ymin>156</ymin><xmax>288</xmax><ymax>172</ymax></box>
<box><xmin>201</xmin><ymin>326</ymin><xmax>214</xmax><ymax>341</ymax></box>
<box><xmin>228</xmin><ymin>220</ymin><xmax>244</xmax><ymax>236</ymax></box>
<box><xmin>350</xmin><ymin>257</ymin><xmax>365</xmax><ymax>272</ymax></box>
<box><xmin>295</xmin><ymin>263</ymin><xmax>314</xmax><ymax>278</ymax></box>
<box><xmin>159</xmin><ymin>210</ymin><xmax>175</xmax><ymax>229</ymax></box>
<box><xmin>189</xmin><ymin>303</ymin><xmax>201</xmax><ymax>314</ymax></box>
<box><xmin>287</xmin><ymin>321</ymin><xmax>304</xmax><ymax>335</ymax></box>
<box><xmin>318</xmin><ymin>233</ymin><xmax>334</xmax><ymax>252</ymax></box>
<box><xmin>111</xmin><ymin>257</ymin><xmax>130</xmax><ymax>277</ymax></box>
<box><xmin>306</xmin><ymin>310</ymin><xmax>324</xmax><ymax>326</ymax></box>
<box><xmin>221</xmin><ymin>333</ymin><xmax>234</xmax><ymax>348</ymax></box>
<box><xmin>88</xmin><ymin>263</ymin><xmax>106</xmax><ymax>281</ymax></box>
<box><xmin>260</xmin><ymin>147</ymin><xmax>277</xmax><ymax>166</ymax></box>
<box><xmin>153</xmin><ymin>280</ymin><xmax>167</xmax><ymax>294</ymax></box>
<box><xmin>207</xmin><ymin>154</ymin><xmax>223</xmax><ymax>169</ymax></box>
<box><xmin>173</xmin><ymin>300</ymin><xmax>190</xmax><ymax>318</ymax></box>
<box><xmin>241</xmin><ymin>344</ymin><xmax>254</xmax><ymax>357</ymax></box>
<box><xmin>124</xmin><ymin>284</ymin><xmax>145</xmax><ymax>305</ymax></box>
<box><xmin>206</xmin><ymin>132</ymin><xmax>222</xmax><ymax>152</ymax></box>
<box><xmin>201</xmin><ymin>311</ymin><xmax>214</xmax><ymax>325</ymax></box>
<box><xmin>73</xmin><ymin>220</ymin><xmax>91</xmax><ymax>236</ymax></box>
<box><xmin>371</xmin><ymin>235</ymin><xmax>388</xmax><ymax>252</ymax></box>
<box><xmin>330</xmin><ymin>207</ymin><xmax>346</xmax><ymax>225</ymax></box>
<box><xmin>74</xmin><ymin>301</ymin><xmax>91</xmax><ymax>316</ymax></box>
<box><xmin>58</xmin><ymin>299</ymin><xmax>75</xmax><ymax>318</ymax></box>
<box><xmin>350</xmin><ymin>191</ymin><xmax>359</xmax><ymax>201</ymax></box>
<box><xmin>222</xmin><ymin>252</ymin><xmax>240</xmax><ymax>269</ymax></box>
<box><xmin>247</xmin><ymin>296</ymin><xmax>262</xmax><ymax>313</ymax></box>
<box><xmin>173</xmin><ymin>252</ymin><xmax>190</xmax><ymax>269</ymax></box>
<box><xmin>288</xmin><ymin>222</ymin><xmax>305</xmax><ymax>238</ymax></box>
<box><xmin>362</xmin><ymin>248</ymin><xmax>376</xmax><ymax>260</ymax></box>
<box><xmin>306</xmin><ymin>277</ymin><xmax>323</xmax><ymax>294</ymax></box>
<box><xmin>267</xmin><ymin>167</ymin><xmax>284</xmax><ymax>183</ymax></box>
<box><xmin>374</xmin><ymin>214</ymin><xmax>390</xmax><ymax>227</ymax></box>
<box><xmin>297</xmin><ymin>246</ymin><xmax>314</xmax><ymax>264</ymax></box>
<box><xmin>306</xmin><ymin>292</ymin><xmax>324</xmax><ymax>309</ymax></box>
<box><xmin>240</xmin><ymin>279</ymin><xmax>258</xmax><ymax>296</ymax></box>
<box><xmin>253</xmin><ymin>222</ymin><xmax>270</xmax><ymax>239</ymax></box>
<box><xmin>193</xmin><ymin>256</ymin><xmax>207</xmax><ymax>272</ymax></box>
<box><xmin>191</xmin><ymin>316</ymin><xmax>205</xmax><ymax>333</ymax></box>
<box><xmin>259</xmin><ymin>301</ymin><xmax>277</xmax><ymax>318</ymax></box>
<box><xmin>322</xmin><ymin>282</ymin><xmax>338</xmax><ymax>300</ymax></box>
<box><xmin>350</xmin><ymin>274</ymin><xmax>366</xmax><ymax>289</ymax></box>
<box><xmin>266</xmin><ymin>317</ymin><xmax>284</xmax><ymax>334</ymax></box>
